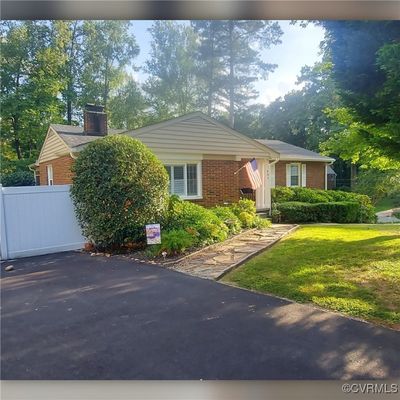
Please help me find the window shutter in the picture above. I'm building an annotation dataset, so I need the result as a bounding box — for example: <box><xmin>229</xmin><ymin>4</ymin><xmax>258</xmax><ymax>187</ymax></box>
<box><xmin>301</xmin><ymin>164</ymin><xmax>307</xmax><ymax>187</ymax></box>
<box><xmin>286</xmin><ymin>164</ymin><xmax>291</xmax><ymax>187</ymax></box>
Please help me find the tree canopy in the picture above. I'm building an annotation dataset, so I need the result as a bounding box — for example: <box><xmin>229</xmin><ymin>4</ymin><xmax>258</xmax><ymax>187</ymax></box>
<box><xmin>319</xmin><ymin>21</ymin><xmax>400</xmax><ymax>169</ymax></box>
<box><xmin>1</xmin><ymin>19</ymin><xmax>398</xmax><ymax>185</ymax></box>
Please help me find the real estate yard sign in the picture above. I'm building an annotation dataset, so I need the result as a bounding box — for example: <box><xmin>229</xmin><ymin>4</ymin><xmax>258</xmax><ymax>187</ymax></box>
<box><xmin>145</xmin><ymin>224</ymin><xmax>161</xmax><ymax>245</ymax></box>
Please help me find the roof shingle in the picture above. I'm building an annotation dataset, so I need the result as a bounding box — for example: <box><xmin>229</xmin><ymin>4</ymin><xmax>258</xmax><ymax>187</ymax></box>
<box><xmin>50</xmin><ymin>124</ymin><xmax>126</xmax><ymax>150</ymax></box>
<box><xmin>255</xmin><ymin>139</ymin><xmax>335</xmax><ymax>162</ymax></box>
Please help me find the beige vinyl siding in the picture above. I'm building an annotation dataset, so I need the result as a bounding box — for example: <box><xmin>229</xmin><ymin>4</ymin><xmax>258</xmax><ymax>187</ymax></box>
<box><xmin>38</xmin><ymin>128</ymin><xmax>71</xmax><ymax>163</ymax></box>
<box><xmin>130</xmin><ymin>115</ymin><xmax>276</xmax><ymax>159</ymax></box>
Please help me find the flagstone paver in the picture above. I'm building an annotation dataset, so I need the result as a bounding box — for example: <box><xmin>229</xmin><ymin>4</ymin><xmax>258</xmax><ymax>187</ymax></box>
<box><xmin>167</xmin><ymin>224</ymin><xmax>298</xmax><ymax>280</ymax></box>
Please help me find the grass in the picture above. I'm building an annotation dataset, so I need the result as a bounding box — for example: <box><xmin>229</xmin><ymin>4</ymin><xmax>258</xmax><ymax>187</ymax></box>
<box><xmin>375</xmin><ymin>196</ymin><xmax>398</xmax><ymax>213</ymax></box>
<box><xmin>223</xmin><ymin>224</ymin><xmax>400</xmax><ymax>329</ymax></box>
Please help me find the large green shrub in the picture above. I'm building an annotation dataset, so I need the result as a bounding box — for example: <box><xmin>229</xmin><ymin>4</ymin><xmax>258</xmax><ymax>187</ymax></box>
<box><xmin>354</xmin><ymin>168</ymin><xmax>400</xmax><ymax>204</ymax></box>
<box><xmin>237</xmin><ymin>211</ymin><xmax>255</xmax><ymax>228</ymax></box>
<box><xmin>165</xmin><ymin>196</ymin><xmax>229</xmax><ymax>245</ymax></box>
<box><xmin>70</xmin><ymin>135</ymin><xmax>169</xmax><ymax>249</ymax></box>
<box><xmin>211</xmin><ymin>206</ymin><xmax>242</xmax><ymax>234</ymax></box>
<box><xmin>230</xmin><ymin>198</ymin><xmax>257</xmax><ymax>216</ymax></box>
<box><xmin>272</xmin><ymin>186</ymin><xmax>375</xmax><ymax>223</ymax></box>
<box><xmin>230</xmin><ymin>198</ymin><xmax>271</xmax><ymax>229</ymax></box>
<box><xmin>1</xmin><ymin>171</ymin><xmax>35</xmax><ymax>187</ymax></box>
<box><xmin>277</xmin><ymin>201</ymin><xmax>364</xmax><ymax>223</ymax></box>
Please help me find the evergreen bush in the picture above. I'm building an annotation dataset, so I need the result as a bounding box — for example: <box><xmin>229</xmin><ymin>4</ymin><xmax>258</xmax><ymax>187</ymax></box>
<box><xmin>70</xmin><ymin>135</ymin><xmax>169</xmax><ymax>249</ymax></box>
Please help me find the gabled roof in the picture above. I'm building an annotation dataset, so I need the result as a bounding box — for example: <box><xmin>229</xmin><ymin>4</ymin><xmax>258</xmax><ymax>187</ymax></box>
<box><xmin>127</xmin><ymin>112</ymin><xmax>280</xmax><ymax>159</ymax></box>
<box><xmin>39</xmin><ymin>113</ymin><xmax>289</xmax><ymax>164</ymax></box>
<box><xmin>256</xmin><ymin>139</ymin><xmax>335</xmax><ymax>163</ymax></box>
<box><xmin>50</xmin><ymin>124</ymin><xmax>126</xmax><ymax>150</ymax></box>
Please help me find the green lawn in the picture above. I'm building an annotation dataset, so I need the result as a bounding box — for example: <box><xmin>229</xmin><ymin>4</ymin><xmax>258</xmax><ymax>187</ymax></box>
<box><xmin>223</xmin><ymin>224</ymin><xmax>400</xmax><ymax>329</ymax></box>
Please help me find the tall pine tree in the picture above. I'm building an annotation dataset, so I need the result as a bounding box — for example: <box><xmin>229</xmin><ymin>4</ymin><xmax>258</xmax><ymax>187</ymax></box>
<box><xmin>191</xmin><ymin>20</ymin><xmax>225</xmax><ymax>116</ymax></box>
<box><xmin>218</xmin><ymin>20</ymin><xmax>283</xmax><ymax>127</ymax></box>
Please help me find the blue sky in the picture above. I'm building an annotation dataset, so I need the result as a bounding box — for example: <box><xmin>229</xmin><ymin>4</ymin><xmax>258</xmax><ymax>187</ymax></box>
<box><xmin>129</xmin><ymin>20</ymin><xmax>325</xmax><ymax>106</ymax></box>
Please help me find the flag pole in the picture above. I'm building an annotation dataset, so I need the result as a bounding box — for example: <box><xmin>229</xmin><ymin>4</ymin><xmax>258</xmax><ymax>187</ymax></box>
<box><xmin>233</xmin><ymin>158</ymin><xmax>255</xmax><ymax>175</ymax></box>
<box><xmin>233</xmin><ymin>164</ymin><xmax>247</xmax><ymax>175</ymax></box>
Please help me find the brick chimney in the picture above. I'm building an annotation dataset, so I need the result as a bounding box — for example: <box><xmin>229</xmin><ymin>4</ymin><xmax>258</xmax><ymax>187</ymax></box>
<box><xmin>83</xmin><ymin>104</ymin><xmax>108</xmax><ymax>136</ymax></box>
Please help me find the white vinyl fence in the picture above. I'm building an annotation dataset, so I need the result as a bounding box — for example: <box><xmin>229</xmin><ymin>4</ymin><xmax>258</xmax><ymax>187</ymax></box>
<box><xmin>0</xmin><ymin>185</ymin><xmax>85</xmax><ymax>260</ymax></box>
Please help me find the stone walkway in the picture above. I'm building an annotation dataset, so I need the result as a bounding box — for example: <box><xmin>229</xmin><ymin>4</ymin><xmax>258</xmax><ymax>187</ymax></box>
<box><xmin>376</xmin><ymin>208</ymin><xmax>400</xmax><ymax>223</ymax></box>
<box><xmin>167</xmin><ymin>224</ymin><xmax>298</xmax><ymax>280</ymax></box>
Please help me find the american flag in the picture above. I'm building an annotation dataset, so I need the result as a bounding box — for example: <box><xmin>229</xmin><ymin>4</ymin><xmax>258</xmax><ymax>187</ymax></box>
<box><xmin>245</xmin><ymin>159</ymin><xmax>262</xmax><ymax>190</ymax></box>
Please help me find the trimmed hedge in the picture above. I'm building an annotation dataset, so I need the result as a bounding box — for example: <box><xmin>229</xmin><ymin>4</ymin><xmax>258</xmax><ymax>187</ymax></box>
<box><xmin>277</xmin><ymin>201</ymin><xmax>367</xmax><ymax>223</ymax></box>
<box><xmin>272</xmin><ymin>186</ymin><xmax>376</xmax><ymax>223</ymax></box>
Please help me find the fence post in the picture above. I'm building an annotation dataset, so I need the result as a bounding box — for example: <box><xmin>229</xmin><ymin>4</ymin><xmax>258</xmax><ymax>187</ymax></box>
<box><xmin>0</xmin><ymin>185</ymin><xmax>9</xmax><ymax>260</ymax></box>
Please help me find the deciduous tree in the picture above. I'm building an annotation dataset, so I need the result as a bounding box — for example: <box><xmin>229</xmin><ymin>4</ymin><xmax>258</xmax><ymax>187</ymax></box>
<box><xmin>144</xmin><ymin>21</ymin><xmax>200</xmax><ymax>119</ymax></box>
<box><xmin>80</xmin><ymin>21</ymin><xmax>139</xmax><ymax>109</ymax></box>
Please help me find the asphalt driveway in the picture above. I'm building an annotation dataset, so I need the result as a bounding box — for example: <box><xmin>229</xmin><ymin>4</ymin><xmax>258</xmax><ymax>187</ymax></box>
<box><xmin>1</xmin><ymin>251</ymin><xmax>399</xmax><ymax>380</ymax></box>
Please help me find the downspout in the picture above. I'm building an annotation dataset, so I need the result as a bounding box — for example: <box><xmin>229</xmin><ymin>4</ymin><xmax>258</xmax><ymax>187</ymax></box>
<box><xmin>69</xmin><ymin>152</ymin><xmax>78</xmax><ymax>160</ymax></box>
<box><xmin>28</xmin><ymin>163</ymin><xmax>38</xmax><ymax>185</ymax></box>
<box><xmin>28</xmin><ymin>163</ymin><xmax>37</xmax><ymax>172</ymax></box>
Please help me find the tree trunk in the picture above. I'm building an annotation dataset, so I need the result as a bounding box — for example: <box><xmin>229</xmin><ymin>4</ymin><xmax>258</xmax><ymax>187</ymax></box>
<box><xmin>104</xmin><ymin>57</ymin><xmax>109</xmax><ymax>109</ymax></box>
<box><xmin>228</xmin><ymin>21</ymin><xmax>235</xmax><ymax>128</ymax></box>
<box><xmin>207</xmin><ymin>24</ymin><xmax>215</xmax><ymax>116</ymax></box>
<box><xmin>12</xmin><ymin>116</ymin><xmax>22</xmax><ymax>160</ymax></box>
<box><xmin>67</xmin><ymin>21</ymin><xmax>78</xmax><ymax>124</ymax></box>
<box><xmin>350</xmin><ymin>163</ymin><xmax>358</xmax><ymax>189</ymax></box>
<box><xmin>67</xmin><ymin>85</ymin><xmax>72</xmax><ymax>124</ymax></box>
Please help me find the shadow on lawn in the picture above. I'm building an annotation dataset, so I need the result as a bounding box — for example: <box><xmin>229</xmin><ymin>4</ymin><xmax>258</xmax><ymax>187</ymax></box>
<box><xmin>1</xmin><ymin>251</ymin><xmax>400</xmax><ymax>380</ymax></box>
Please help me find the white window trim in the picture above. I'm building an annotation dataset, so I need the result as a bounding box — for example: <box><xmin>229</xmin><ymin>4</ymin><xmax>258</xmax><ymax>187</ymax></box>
<box><xmin>46</xmin><ymin>165</ymin><xmax>53</xmax><ymax>186</ymax></box>
<box><xmin>286</xmin><ymin>162</ymin><xmax>302</xmax><ymax>187</ymax></box>
<box><xmin>165</xmin><ymin>161</ymin><xmax>202</xmax><ymax>200</ymax></box>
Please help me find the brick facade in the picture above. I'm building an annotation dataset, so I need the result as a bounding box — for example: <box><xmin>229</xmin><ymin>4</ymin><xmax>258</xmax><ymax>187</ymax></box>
<box><xmin>239</xmin><ymin>159</ymin><xmax>252</xmax><ymax>189</ymax></box>
<box><xmin>38</xmin><ymin>156</ymin><xmax>243</xmax><ymax>208</ymax></box>
<box><xmin>192</xmin><ymin>159</ymin><xmax>241</xmax><ymax>207</ymax></box>
<box><xmin>275</xmin><ymin>160</ymin><xmax>326</xmax><ymax>189</ymax></box>
<box><xmin>38</xmin><ymin>156</ymin><xmax>328</xmax><ymax>207</ymax></box>
<box><xmin>38</xmin><ymin>155</ymin><xmax>75</xmax><ymax>186</ymax></box>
